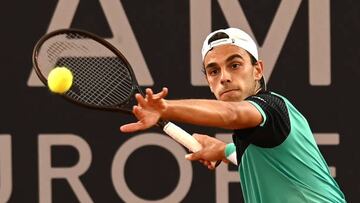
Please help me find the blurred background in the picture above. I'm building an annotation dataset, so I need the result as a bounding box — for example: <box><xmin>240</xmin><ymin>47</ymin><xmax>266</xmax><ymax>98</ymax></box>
<box><xmin>0</xmin><ymin>0</ymin><xmax>359</xmax><ymax>202</ymax></box>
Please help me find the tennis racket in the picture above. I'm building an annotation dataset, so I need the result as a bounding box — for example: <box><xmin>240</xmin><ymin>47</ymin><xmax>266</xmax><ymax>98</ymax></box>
<box><xmin>32</xmin><ymin>28</ymin><xmax>220</xmax><ymax>168</ymax></box>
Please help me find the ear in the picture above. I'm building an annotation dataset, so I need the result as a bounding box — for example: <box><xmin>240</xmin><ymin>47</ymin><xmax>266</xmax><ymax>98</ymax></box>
<box><xmin>254</xmin><ymin>60</ymin><xmax>264</xmax><ymax>81</ymax></box>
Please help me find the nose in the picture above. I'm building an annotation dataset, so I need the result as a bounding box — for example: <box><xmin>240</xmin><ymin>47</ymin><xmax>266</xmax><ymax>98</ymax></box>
<box><xmin>220</xmin><ymin>70</ymin><xmax>231</xmax><ymax>85</ymax></box>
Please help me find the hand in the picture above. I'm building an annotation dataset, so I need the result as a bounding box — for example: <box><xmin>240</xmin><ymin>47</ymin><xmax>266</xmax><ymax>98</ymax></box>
<box><xmin>120</xmin><ymin>87</ymin><xmax>168</xmax><ymax>133</ymax></box>
<box><xmin>185</xmin><ymin>133</ymin><xmax>227</xmax><ymax>170</ymax></box>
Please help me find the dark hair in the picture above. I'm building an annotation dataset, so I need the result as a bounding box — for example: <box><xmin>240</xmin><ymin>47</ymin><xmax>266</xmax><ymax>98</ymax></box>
<box><xmin>207</xmin><ymin>32</ymin><xmax>230</xmax><ymax>45</ymax></box>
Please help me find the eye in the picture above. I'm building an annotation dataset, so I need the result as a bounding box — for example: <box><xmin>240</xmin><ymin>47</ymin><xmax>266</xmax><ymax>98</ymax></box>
<box><xmin>231</xmin><ymin>63</ymin><xmax>241</xmax><ymax>69</ymax></box>
<box><xmin>207</xmin><ymin>68</ymin><xmax>219</xmax><ymax>76</ymax></box>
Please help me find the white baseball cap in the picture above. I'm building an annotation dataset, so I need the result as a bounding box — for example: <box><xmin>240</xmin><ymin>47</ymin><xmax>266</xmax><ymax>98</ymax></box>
<box><xmin>201</xmin><ymin>27</ymin><xmax>258</xmax><ymax>61</ymax></box>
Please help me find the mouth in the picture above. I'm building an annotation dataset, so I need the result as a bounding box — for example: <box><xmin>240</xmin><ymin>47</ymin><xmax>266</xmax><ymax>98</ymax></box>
<box><xmin>219</xmin><ymin>89</ymin><xmax>240</xmax><ymax>97</ymax></box>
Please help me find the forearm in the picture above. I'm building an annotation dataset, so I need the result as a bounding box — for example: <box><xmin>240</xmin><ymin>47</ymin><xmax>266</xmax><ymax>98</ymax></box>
<box><xmin>162</xmin><ymin>99</ymin><xmax>247</xmax><ymax>129</ymax></box>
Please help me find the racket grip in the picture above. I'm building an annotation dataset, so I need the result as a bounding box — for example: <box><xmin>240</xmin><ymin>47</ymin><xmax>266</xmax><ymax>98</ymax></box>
<box><xmin>163</xmin><ymin>122</ymin><xmax>220</xmax><ymax>168</ymax></box>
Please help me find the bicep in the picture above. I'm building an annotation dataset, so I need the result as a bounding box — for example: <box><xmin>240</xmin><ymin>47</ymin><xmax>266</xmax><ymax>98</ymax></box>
<box><xmin>227</xmin><ymin>101</ymin><xmax>263</xmax><ymax>129</ymax></box>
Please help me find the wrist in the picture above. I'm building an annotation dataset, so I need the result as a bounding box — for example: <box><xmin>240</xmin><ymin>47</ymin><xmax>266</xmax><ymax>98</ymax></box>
<box><xmin>219</xmin><ymin>142</ymin><xmax>227</xmax><ymax>160</ymax></box>
<box><xmin>160</xmin><ymin>99</ymin><xmax>169</xmax><ymax>119</ymax></box>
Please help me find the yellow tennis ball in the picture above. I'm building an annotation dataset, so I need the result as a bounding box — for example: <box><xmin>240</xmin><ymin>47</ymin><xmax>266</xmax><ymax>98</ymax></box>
<box><xmin>47</xmin><ymin>67</ymin><xmax>73</xmax><ymax>94</ymax></box>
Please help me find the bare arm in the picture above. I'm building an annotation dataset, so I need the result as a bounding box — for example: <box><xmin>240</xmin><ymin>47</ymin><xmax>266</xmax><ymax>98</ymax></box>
<box><xmin>120</xmin><ymin>87</ymin><xmax>262</xmax><ymax>132</ymax></box>
<box><xmin>163</xmin><ymin>99</ymin><xmax>262</xmax><ymax>129</ymax></box>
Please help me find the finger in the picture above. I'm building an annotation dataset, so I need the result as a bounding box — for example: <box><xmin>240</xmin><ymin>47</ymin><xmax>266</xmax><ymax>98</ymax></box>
<box><xmin>185</xmin><ymin>151</ymin><xmax>202</xmax><ymax>161</ymax></box>
<box><xmin>185</xmin><ymin>154</ymin><xmax>192</xmax><ymax>160</ymax></box>
<box><xmin>120</xmin><ymin>122</ymin><xmax>144</xmax><ymax>133</ymax></box>
<box><xmin>207</xmin><ymin>164</ymin><xmax>216</xmax><ymax>170</ymax></box>
<box><xmin>222</xmin><ymin>158</ymin><xmax>229</xmax><ymax>164</ymax></box>
<box><xmin>146</xmin><ymin>88</ymin><xmax>154</xmax><ymax>100</ymax></box>
<box><xmin>201</xmin><ymin>160</ymin><xmax>215</xmax><ymax>170</ymax></box>
<box><xmin>132</xmin><ymin>106</ymin><xmax>146</xmax><ymax>120</ymax></box>
<box><xmin>203</xmin><ymin>160</ymin><xmax>211</xmax><ymax>166</ymax></box>
<box><xmin>153</xmin><ymin>87</ymin><xmax>168</xmax><ymax>100</ymax></box>
<box><xmin>135</xmin><ymin>93</ymin><xmax>147</xmax><ymax>107</ymax></box>
<box><xmin>192</xmin><ymin>133</ymin><xmax>205</xmax><ymax>139</ymax></box>
<box><xmin>161</xmin><ymin>87</ymin><xmax>168</xmax><ymax>96</ymax></box>
<box><xmin>192</xmin><ymin>133</ymin><xmax>206</xmax><ymax>145</ymax></box>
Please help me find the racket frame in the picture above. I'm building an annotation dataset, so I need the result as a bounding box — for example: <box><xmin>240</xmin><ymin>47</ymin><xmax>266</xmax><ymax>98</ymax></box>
<box><xmin>32</xmin><ymin>28</ymin><xmax>141</xmax><ymax>114</ymax></box>
<box><xmin>32</xmin><ymin>28</ymin><xmax>221</xmax><ymax>168</ymax></box>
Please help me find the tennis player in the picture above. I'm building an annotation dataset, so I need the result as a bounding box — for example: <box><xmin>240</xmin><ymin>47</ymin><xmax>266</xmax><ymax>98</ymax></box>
<box><xmin>120</xmin><ymin>28</ymin><xmax>346</xmax><ymax>202</ymax></box>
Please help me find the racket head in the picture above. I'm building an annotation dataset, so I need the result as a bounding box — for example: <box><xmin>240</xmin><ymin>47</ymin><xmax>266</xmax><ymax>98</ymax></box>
<box><xmin>32</xmin><ymin>29</ymin><xmax>142</xmax><ymax>113</ymax></box>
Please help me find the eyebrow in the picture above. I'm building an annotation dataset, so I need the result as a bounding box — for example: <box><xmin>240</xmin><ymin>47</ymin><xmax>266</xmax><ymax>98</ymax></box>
<box><xmin>226</xmin><ymin>54</ymin><xmax>244</xmax><ymax>63</ymax></box>
<box><xmin>205</xmin><ymin>54</ymin><xmax>244</xmax><ymax>70</ymax></box>
<box><xmin>204</xmin><ymin>62</ymin><xmax>218</xmax><ymax>70</ymax></box>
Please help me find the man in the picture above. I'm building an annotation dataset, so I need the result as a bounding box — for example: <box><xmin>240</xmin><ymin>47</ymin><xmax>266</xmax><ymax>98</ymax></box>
<box><xmin>120</xmin><ymin>28</ymin><xmax>346</xmax><ymax>202</ymax></box>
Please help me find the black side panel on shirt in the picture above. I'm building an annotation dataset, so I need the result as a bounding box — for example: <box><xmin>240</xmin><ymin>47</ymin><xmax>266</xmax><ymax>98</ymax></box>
<box><xmin>232</xmin><ymin>91</ymin><xmax>291</xmax><ymax>163</ymax></box>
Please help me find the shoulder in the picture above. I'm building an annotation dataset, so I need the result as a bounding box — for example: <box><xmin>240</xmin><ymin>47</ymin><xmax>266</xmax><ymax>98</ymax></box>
<box><xmin>245</xmin><ymin>91</ymin><xmax>289</xmax><ymax>117</ymax></box>
<box><xmin>245</xmin><ymin>91</ymin><xmax>291</xmax><ymax>132</ymax></box>
<box><xmin>235</xmin><ymin>91</ymin><xmax>292</xmax><ymax>147</ymax></box>
<box><xmin>246</xmin><ymin>91</ymin><xmax>286</xmax><ymax>103</ymax></box>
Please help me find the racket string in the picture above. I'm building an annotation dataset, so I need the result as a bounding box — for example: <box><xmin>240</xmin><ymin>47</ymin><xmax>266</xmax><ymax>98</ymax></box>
<box><xmin>40</xmin><ymin>32</ymin><xmax>135</xmax><ymax>107</ymax></box>
<box><xmin>68</xmin><ymin>33</ymin><xmax>134</xmax><ymax>105</ymax></box>
<box><xmin>82</xmin><ymin>59</ymin><xmax>131</xmax><ymax>104</ymax></box>
<box><xmin>70</xmin><ymin>57</ymin><xmax>133</xmax><ymax>105</ymax></box>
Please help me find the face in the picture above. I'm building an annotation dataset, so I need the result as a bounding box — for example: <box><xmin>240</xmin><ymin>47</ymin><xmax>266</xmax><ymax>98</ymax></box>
<box><xmin>203</xmin><ymin>45</ymin><xmax>263</xmax><ymax>101</ymax></box>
